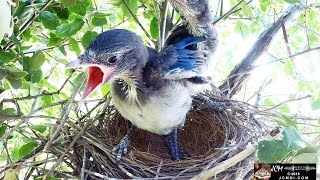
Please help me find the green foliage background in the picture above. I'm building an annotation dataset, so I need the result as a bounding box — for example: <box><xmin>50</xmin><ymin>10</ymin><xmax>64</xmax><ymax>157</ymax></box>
<box><xmin>0</xmin><ymin>0</ymin><xmax>319</xmax><ymax>178</ymax></box>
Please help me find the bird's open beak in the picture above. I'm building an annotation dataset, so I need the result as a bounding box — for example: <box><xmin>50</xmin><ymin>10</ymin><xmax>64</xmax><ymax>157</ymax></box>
<box><xmin>66</xmin><ymin>60</ymin><xmax>115</xmax><ymax>100</ymax></box>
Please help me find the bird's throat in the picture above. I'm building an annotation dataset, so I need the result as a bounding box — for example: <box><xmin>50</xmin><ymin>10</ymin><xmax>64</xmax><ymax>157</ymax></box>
<box><xmin>83</xmin><ymin>66</ymin><xmax>104</xmax><ymax>99</ymax></box>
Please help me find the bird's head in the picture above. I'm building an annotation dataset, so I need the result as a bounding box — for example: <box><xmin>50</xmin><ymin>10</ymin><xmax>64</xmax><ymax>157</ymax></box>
<box><xmin>66</xmin><ymin>29</ymin><xmax>148</xmax><ymax>100</ymax></box>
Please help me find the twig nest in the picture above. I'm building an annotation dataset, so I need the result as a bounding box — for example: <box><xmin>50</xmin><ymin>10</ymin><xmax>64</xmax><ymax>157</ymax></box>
<box><xmin>72</xmin><ymin>91</ymin><xmax>266</xmax><ymax>179</ymax></box>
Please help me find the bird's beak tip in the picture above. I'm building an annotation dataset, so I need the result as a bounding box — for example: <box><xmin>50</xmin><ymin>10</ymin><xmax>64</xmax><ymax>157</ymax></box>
<box><xmin>65</xmin><ymin>60</ymin><xmax>88</xmax><ymax>69</ymax></box>
<box><xmin>65</xmin><ymin>60</ymin><xmax>80</xmax><ymax>69</ymax></box>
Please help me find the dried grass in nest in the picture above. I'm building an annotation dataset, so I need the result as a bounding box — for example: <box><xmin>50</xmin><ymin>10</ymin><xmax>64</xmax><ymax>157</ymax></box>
<box><xmin>68</xmin><ymin>91</ymin><xmax>268</xmax><ymax>179</ymax></box>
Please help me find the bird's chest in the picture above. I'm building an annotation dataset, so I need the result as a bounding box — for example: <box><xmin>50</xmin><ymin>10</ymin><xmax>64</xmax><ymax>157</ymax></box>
<box><xmin>111</xmin><ymin>81</ymin><xmax>192</xmax><ymax>135</ymax></box>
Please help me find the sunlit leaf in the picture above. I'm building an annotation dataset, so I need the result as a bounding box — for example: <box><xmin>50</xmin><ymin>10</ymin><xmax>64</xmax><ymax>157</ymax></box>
<box><xmin>39</xmin><ymin>11</ymin><xmax>59</xmax><ymax>30</ymax></box>
<box><xmin>69</xmin><ymin>38</ymin><xmax>81</xmax><ymax>55</ymax></box>
<box><xmin>5</xmin><ymin>66</ymin><xmax>28</xmax><ymax>79</ymax></box>
<box><xmin>150</xmin><ymin>17</ymin><xmax>158</xmax><ymax>40</ymax></box>
<box><xmin>81</xmin><ymin>31</ymin><xmax>98</xmax><ymax>48</ymax></box>
<box><xmin>122</xmin><ymin>0</ymin><xmax>138</xmax><ymax>18</ymax></box>
<box><xmin>295</xmin><ymin>145</ymin><xmax>320</xmax><ymax>156</ymax></box>
<box><xmin>92</xmin><ymin>17</ymin><xmax>107</xmax><ymax>26</ymax></box>
<box><xmin>47</xmin><ymin>33</ymin><xmax>63</xmax><ymax>46</ymax></box>
<box><xmin>18</xmin><ymin>141</ymin><xmax>38</xmax><ymax>159</ymax></box>
<box><xmin>61</xmin><ymin>0</ymin><xmax>76</xmax><ymax>7</ymax></box>
<box><xmin>0</xmin><ymin>124</ymin><xmax>7</xmax><ymax>138</ymax></box>
<box><xmin>30</xmin><ymin>51</ymin><xmax>46</xmax><ymax>70</ymax></box>
<box><xmin>284</xmin><ymin>0</ymin><xmax>300</xmax><ymax>4</ymax></box>
<box><xmin>6</xmin><ymin>76</ymin><xmax>22</xmax><ymax>89</ymax></box>
<box><xmin>257</xmin><ymin>140</ymin><xmax>292</xmax><ymax>163</ymax></box>
<box><xmin>235</xmin><ymin>22</ymin><xmax>250</xmax><ymax>39</ymax></box>
<box><xmin>0</xmin><ymin>49</ymin><xmax>15</xmax><ymax>65</ymax></box>
<box><xmin>30</xmin><ymin>125</ymin><xmax>47</xmax><ymax>133</ymax></box>
<box><xmin>57</xmin><ymin>18</ymin><xmax>84</xmax><ymax>38</ymax></box>
<box><xmin>291</xmin><ymin>153</ymin><xmax>319</xmax><ymax>164</ymax></box>
<box><xmin>31</xmin><ymin>69</ymin><xmax>43</xmax><ymax>83</ymax></box>
<box><xmin>69</xmin><ymin>0</ymin><xmax>89</xmax><ymax>16</ymax></box>
<box><xmin>311</xmin><ymin>99</ymin><xmax>320</xmax><ymax>110</ymax></box>
<box><xmin>0</xmin><ymin>67</ymin><xmax>7</xmax><ymax>80</ymax></box>
<box><xmin>282</xmin><ymin>127</ymin><xmax>308</xmax><ymax>151</ymax></box>
<box><xmin>3</xmin><ymin>168</ymin><xmax>19</xmax><ymax>180</ymax></box>
<box><xmin>284</xmin><ymin>61</ymin><xmax>295</xmax><ymax>76</ymax></box>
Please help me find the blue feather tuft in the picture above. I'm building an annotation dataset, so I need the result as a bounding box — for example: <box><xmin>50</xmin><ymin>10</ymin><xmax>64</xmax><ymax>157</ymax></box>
<box><xmin>173</xmin><ymin>36</ymin><xmax>205</xmax><ymax>49</ymax></box>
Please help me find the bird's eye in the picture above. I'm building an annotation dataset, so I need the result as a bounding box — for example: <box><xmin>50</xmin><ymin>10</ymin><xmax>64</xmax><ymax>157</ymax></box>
<box><xmin>107</xmin><ymin>56</ymin><xmax>117</xmax><ymax>64</ymax></box>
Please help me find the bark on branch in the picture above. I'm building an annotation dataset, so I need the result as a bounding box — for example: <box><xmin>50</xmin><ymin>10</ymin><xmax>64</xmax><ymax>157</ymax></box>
<box><xmin>218</xmin><ymin>3</ymin><xmax>305</xmax><ymax>98</ymax></box>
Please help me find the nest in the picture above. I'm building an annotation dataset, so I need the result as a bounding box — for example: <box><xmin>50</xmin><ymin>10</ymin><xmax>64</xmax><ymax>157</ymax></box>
<box><xmin>66</xmin><ymin>91</ymin><xmax>268</xmax><ymax>179</ymax></box>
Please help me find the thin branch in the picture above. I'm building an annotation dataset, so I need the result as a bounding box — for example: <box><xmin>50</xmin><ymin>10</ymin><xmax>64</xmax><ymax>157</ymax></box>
<box><xmin>2</xmin><ymin>71</ymin><xmax>73</xmax><ymax>103</ymax></box>
<box><xmin>259</xmin><ymin>95</ymin><xmax>311</xmax><ymax>113</ymax></box>
<box><xmin>213</xmin><ymin>0</ymin><xmax>245</xmax><ymax>25</ymax></box>
<box><xmin>121</xmin><ymin>0</ymin><xmax>156</xmax><ymax>45</ymax></box>
<box><xmin>160</xmin><ymin>0</ymin><xmax>169</xmax><ymax>49</ymax></box>
<box><xmin>253</xmin><ymin>46</ymin><xmax>320</xmax><ymax>68</ymax></box>
<box><xmin>44</xmin><ymin>73</ymin><xmax>86</xmax><ymax>151</ymax></box>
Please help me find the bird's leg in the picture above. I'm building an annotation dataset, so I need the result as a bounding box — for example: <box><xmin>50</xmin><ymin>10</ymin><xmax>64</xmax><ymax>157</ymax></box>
<box><xmin>112</xmin><ymin>125</ymin><xmax>133</xmax><ymax>161</ymax></box>
<box><xmin>164</xmin><ymin>127</ymin><xmax>189</xmax><ymax>160</ymax></box>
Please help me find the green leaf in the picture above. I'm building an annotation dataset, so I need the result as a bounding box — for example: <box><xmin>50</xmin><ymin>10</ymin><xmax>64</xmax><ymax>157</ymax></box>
<box><xmin>30</xmin><ymin>125</ymin><xmax>47</xmax><ymax>133</ymax></box>
<box><xmin>263</xmin><ymin>98</ymin><xmax>273</xmax><ymax>106</ymax></box>
<box><xmin>284</xmin><ymin>61</ymin><xmax>295</xmax><ymax>75</ymax></box>
<box><xmin>93</xmin><ymin>12</ymin><xmax>111</xmax><ymax>18</ymax></box>
<box><xmin>295</xmin><ymin>145</ymin><xmax>320</xmax><ymax>157</ymax></box>
<box><xmin>31</xmin><ymin>69</ymin><xmax>43</xmax><ymax>83</ymax></box>
<box><xmin>11</xmin><ymin>147</ymin><xmax>20</xmax><ymax>161</ymax></box>
<box><xmin>150</xmin><ymin>17</ymin><xmax>159</xmax><ymax>40</ymax></box>
<box><xmin>49</xmin><ymin>6</ymin><xmax>69</xmax><ymax>20</ymax></box>
<box><xmin>5</xmin><ymin>66</ymin><xmax>28</xmax><ymax>79</ymax></box>
<box><xmin>0</xmin><ymin>49</ymin><xmax>15</xmax><ymax>65</ymax></box>
<box><xmin>258</xmin><ymin>0</ymin><xmax>270</xmax><ymax>12</ymax></box>
<box><xmin>101</xmin><ymin>83</ymin><xmax>111</xmax><ymax>96</ymax></box>
<box><xmin>0</xmin><ymin>67</ymin><xmax>7</xmax><ymax>80</ymax></box>
<box><xmin>282</xmin><ymin>127</ymin><xmax>308</xmax><ymax>151</ymax></box>
<box><xmin>311</xmin><ymin>99</ymin><xmax>320</xmax><ymax>110</ymax></box>
<box><xmin>69</xmin><ymin>0</ymin><xmax>89</xmax><ymax>16</ymax></box>
<box><xmin>291</xmin><ymin>153</ymin><xmax>319</xmax><ymax>164</ymax></box>
<box><xmin>92</xmin><ymin>17</ymin><xmax>107</xmax><ymax>26</ymax></box>
<box><xmin>39</xmin><ymin>11</ymin><xmax>59</xmax><ymax>30</ymax></box>
<box><xmin>6</xmin><ymin>76</ymin><xmax>22</xmax><ymax>89</ymax></box>
<box><xmin>257</xmin><ymin>140</ymin><xmax>293</xmax><ymax>163</ymax></box>
<box><xmin>284</xmin><ymin>0</ymin><xmax>300</xmax><ymax>4</ymax></box>
<box><xmin>81</xmin><ymin>31</ymin><xmax>98</xmax><ymax>48</ymax></box>
<box><xmin>273</xmin><ymin>114</ymin><xmax>298</xmax><ymax>128</ymax></box>
<box><xmin>56</xmin><ymin>18</ymin><xmax>84</xmax><ymax>38</ymax></box>
<box><xmin>235</xmin><ymin>22</ymin><xmax>250</xmax><ymax>39</ymax></box>
<box><xmin>0</xmin><ymin>124</ymin><xmax>7</xmax><ymax>138</ymax></box>
<box><xmin>30</xmin><ymin>51</ymin><xmax>46</xmax><ymax>70</ymax></box>
<box><xmin>61</xmin><ymin>0</ymin><xmax>76</xmax><ymax>7</ymax></box>
<box><xmin>279</xmin><ymin>104</ymin><xmax>290</xmax><ymax>113</ymax></box>
<box><xmin>18</xmin><ymin>141</ymin><xmax>38</xmax><ymax>159</ymax></box>
<box><xmin>40</xmin><ymin>95</ymin><xmax>53</xmax><ymax>106</ymax></box>
<box><xmin>47</xmin><ymin>33</ymin><xmax>63</xmax><ymax>46</ymax></box>
<box><xmin>58</xmin><ymin>46</ymin><xmax>67</xmax><ymax>56</ymax></box>
<box><xmin>0</xmin><ymin>108</ymin><xmax>17</xmax><ymax>120</ymax></box>
<box><xmin>69</xmin><ymin>38</ymin><xmax>81</xmax><ymax>55</ymax></box>
<box><xmin>122</xmin><ymin>0</ymin><xmax>138</xmax><ymax>18</ymax></box>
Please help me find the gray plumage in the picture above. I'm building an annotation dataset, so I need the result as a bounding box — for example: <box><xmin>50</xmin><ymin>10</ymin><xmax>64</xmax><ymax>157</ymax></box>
<box><xmin>66</xmin><ymin>0</ymin><xmax>218</xmax><ymax>160</ymax></box>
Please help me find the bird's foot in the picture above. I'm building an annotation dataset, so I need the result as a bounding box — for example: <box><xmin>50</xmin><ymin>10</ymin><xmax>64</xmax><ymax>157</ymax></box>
<box><xmin>165</xmin><ymin>128</ymin><xmax>190</xmax><ymax>161</ymax></box>
<box><xmin>112</xmin><ymin>134</ymin><xmax>130</xmax><ymax>161</ymax></box>
<box><xmin>112</xmin><ymin>126</ymin><xmax>133</xmax><ymax>161</ymax></box>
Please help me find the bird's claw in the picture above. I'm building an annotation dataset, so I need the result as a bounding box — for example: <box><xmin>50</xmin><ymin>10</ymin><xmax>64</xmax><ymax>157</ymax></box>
<box><xmin>112</xmin><ymin>134</ymin><xmax>130</xmax><ymax>161</ymax></box>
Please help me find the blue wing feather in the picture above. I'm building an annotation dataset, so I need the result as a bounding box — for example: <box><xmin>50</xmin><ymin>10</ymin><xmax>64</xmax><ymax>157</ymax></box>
<box><xmin>167</xmin><ymin>36</ymin><xmax>204</xmax><ymax>73</ymax></box>
<box><xmin>147</xmin><ymin>35</ymin><xmax>205</xmax><ymax>80</ymax></box>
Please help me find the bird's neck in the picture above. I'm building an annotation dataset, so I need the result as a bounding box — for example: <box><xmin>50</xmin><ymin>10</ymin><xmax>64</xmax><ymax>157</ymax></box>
<box><xmin>116</xmin><ymin>67</ymin><xmax>144</xmax><ymax>102</ymax></box>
